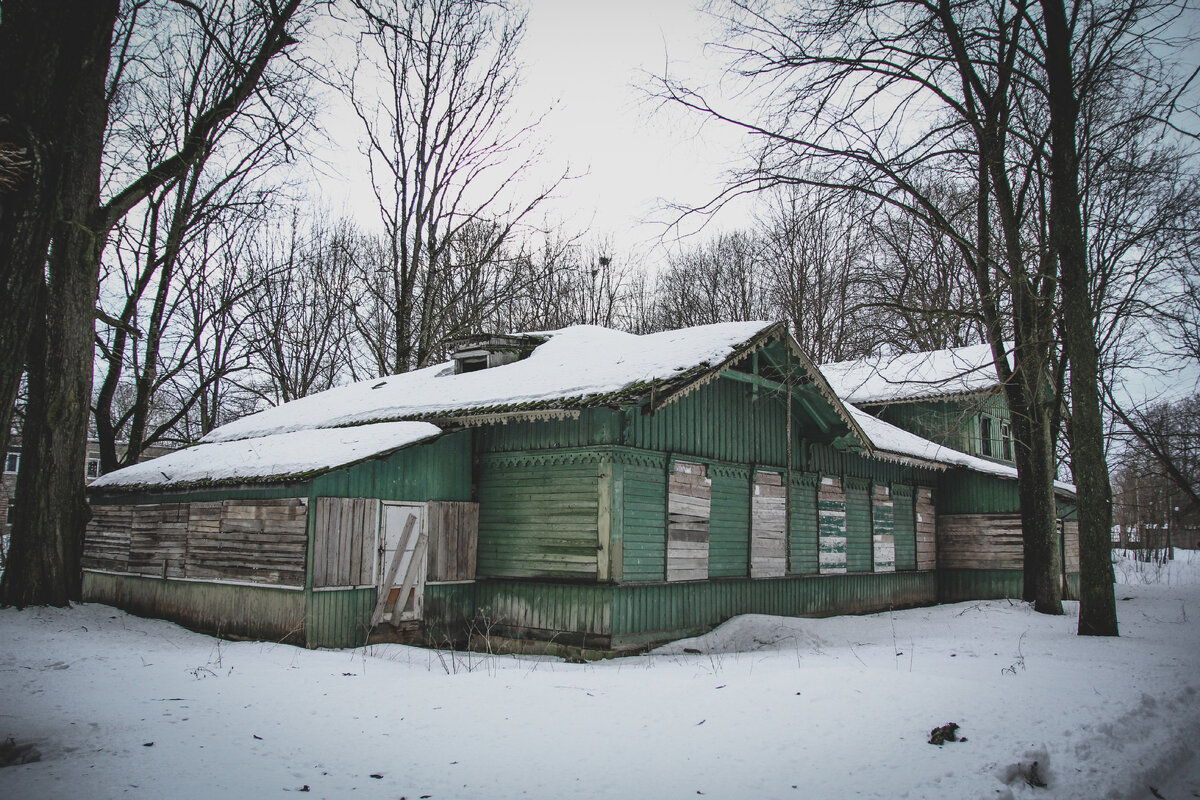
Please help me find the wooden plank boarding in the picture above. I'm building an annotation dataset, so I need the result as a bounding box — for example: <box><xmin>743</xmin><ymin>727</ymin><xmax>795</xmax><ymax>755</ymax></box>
<box><xmin>872</xmin><ymin>484</ymin><xmax>896</xmax><ymax>573</ymax></box>
<box><xmin>915</xmin><ymin>487</ymin><xmax>936</xmax><ymax>571</ymax></box>
<box><xmin>751</xmin><ymin>471</ymin><xmax>786</xmax><ymax>578</ymax></box>
<box><xmin>818</xmin><ymin>476</ymin><xmax>847</xmax><ymax>574</ymax></box>
<box><xmin>370</xmin><ymin>513</ymin><xmax>417</xmax><ymax>627</ymax></box>
<box><xmin>667</xmin><ymin>460</ymin><xmax>710</xmax><ymax>581</ymax></box>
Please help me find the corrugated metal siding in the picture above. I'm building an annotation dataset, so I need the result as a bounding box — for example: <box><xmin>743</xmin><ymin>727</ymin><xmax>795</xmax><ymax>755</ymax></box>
<box><xmin>892</xmin><ymin>488</ymin><xmax>917</xmax><ymax>570</ymax></box>
<box><xmin>844</xmin><ymin>478</ymin><xmax>872</xmax><ymax>572</ymax></box>
<box><xmin>610</xmin><ymin>572</ymin><xmax>936</xmax><ymax>645</ymax></box>
<box><xmin>789</xmin><ymin>475</ymin><xmax>819</xmax><ymax>574</ymax></box>
<box><xmin>621</xmin><ymin>456</ymin><xmax>668</xmax><ymax>581</ymax></box>
<box><xmin>83</xmin><ymin>571</ymin><xmax>306</xmax><ymax>643</ymax></box>
<box><xmin>709</xmin><ymin>465</ymin><xmax>751</xmax><ymax>578</ymax></box>
<box><xmin>476</xmin><ymin>451</ymin><xmax>603</xmax><ymax>579</ymax></box>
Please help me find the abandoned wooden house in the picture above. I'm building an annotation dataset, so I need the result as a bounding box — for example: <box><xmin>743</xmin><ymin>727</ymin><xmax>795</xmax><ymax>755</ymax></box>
<box><xmin>85</xmin><ymin>322</ymin><xmax>1079</xmax><ymax>653</ymax></box>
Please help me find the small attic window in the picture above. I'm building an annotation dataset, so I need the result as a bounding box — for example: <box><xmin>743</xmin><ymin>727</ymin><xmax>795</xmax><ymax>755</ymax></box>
<box><xmin>458</xmin><ymin>355</ymin><xmax>488</xmax><ymax>373</ymax></box>
<box><xmin>448</xmin><ymin>333</ymin><xmax>547</xmax><ymax>375</ymax></box>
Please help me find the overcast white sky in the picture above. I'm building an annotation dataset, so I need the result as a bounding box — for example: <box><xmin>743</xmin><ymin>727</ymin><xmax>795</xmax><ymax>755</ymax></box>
<box><xmin>316</xmin><ymin>0</ymin><xmax>756</xmax><ymax>269</ymax></box>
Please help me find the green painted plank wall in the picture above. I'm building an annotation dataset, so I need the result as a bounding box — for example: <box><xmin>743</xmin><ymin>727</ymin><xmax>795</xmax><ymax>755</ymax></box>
<box><xmin>709</xmin><ymin>465</ymin><xmax>751</xmax><ymax>578</ymax></box>
<box><xmin>937</xmin><ymin>469</ymin><xmax>1021</xmax><ymax>515</ymax></box>
<box><xmin>475</xmin><ymin>408</ymin><xmax>622</xmax><ymax>453</ymax></box>
<box><xmin>476</xmin><ymin>451</ymin><xmax>604</xmax><ymax>579</ymax></box>
<box><xmin>310</xmin><ymin>431</ymin><xmax>473</xmax><ymax>501</ymax></box>
<box><xmin>471</xmin><ymin>579</ymin><xmax>614</xmax><ymax>639</ymax></box>
<box><xmin>844</xmin><ymin>478</ymin><xmax>873</xmax><ymax>572</ymax></box>
<box><xmin>625</xmin><ymin>379</ymin><xmax>788</xmax><ymax>466</ymax></box>
<box><xmin>789</xmin><ymin>475</ymin><xmax>819</xmax><ymax>574</ymax></box>
<box><xmin>307</xmin><ymin>588</ymin><xmax>375</xmax><ymax>648</ymax></box>
<box><xmin>938</xmin><ymin>568</ymin><xmax>1023</xmax><ymax>602</ymax></box>
<box><xmin>620</xmin><ymin>458</ymin><xmax>668</xmax><ymax>582</ymax></box>
<box><xmin>892</xmin><ymin>488</ymin><xmax>917</xmax><ymax>570</ymax></box>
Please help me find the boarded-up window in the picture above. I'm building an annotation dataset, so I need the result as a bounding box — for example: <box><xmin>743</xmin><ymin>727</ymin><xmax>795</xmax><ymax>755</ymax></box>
<box><xmin>1061</xmin><ymin>519</ymin><xmax>1080</xmax><ymax>573</ymax></box>
<box><xmin>426</xmin><ymin>501</ymin><xmax>479</xmax><ymax>582</ymax></box>
<box><xmin>188</xmin><ymin>499</ymin><xmax>308</xmax><ymax>585</ymax></box>
<box><xmin>916</xmin><ymin>487</ymin><xmax>936</xmax><ymax>570</ymax></box>
<box><xmin>667</xmin><ymin>460</ymin><xmax>710</xmax><ymax>582</ymax></box>
<box><xmin>85</xmin><ymin>498</ymin><xmax>308</xmax><ymax>586</ymax></box>
<box><xmin>313</xmin><ymin>498</ymin><xmax>380</xmax><ymax>588</ymax></box>
<box><xmin>872</xmin><ymin>485</ymin><xmax>896</xmax><ymax>573</ymax></box>
<box><xmin>818</xmin><ymin>477</ymin><xmax>847</xmax><ymax>574</ymax></box>
<box><xmin>751</xmin><ymin>471</ymin><xmax>786</xmax><ymax>578</ymax></box>
<box><xmin>939</xmin><ymin>513</ymin><xmax>1021</xmax><ymax>569</ymax></box>
<box><xmin>82</xmin><ymin>505</ymin><xmax>134</xmax><ymax>573</ymax></box>
<box><xmin>128</xmin><ymin>504</ymin><xmax>189</xmax><ymax>578</ymax></box>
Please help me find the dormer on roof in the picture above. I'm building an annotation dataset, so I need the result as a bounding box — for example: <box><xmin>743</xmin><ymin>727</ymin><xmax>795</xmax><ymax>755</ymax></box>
<box><xmin>447</xmin><ymin>333</ymin><xmax>546</xmax><ymax>374</ymax></box>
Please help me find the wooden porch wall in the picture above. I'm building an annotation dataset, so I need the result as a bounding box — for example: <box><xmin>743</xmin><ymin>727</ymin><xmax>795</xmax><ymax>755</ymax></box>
<box><xmin>666</xmin><ymin>460</ymin><xmax>711</xmax><ymax>581</ymax></box>
<box><xmin>427</xmin><ymin>501</ymin><xmax>480</xmax><ymax>582</ymax></box>
<box><xmin>1063</xmin><ymin>519</ymin><xmax>1080</xmax><ymax>573</ymax></box>
<box><xmin>84</xmin><ymin>498</ymin><xmax>308</xmax><ymax>586</ymax></box>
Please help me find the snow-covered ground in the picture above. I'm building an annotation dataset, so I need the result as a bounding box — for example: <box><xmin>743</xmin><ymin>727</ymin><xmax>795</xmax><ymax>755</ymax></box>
<box><xmin>2</xmin><ymin>552</ymin><xmax>1198</xmax><ymax>800</ymax></box>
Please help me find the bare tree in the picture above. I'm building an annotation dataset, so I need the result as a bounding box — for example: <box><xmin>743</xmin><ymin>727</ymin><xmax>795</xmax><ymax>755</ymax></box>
<box><xmin>756</xmin><ymin>187</ymin><xmax>874</xmax><ymax>362</ymax></box>
<box><xmin>656</xmin><ymin>230</ymin><xmax>771</xmax><ymax>329</ymax></box>
<box><xmin>243</xmin><ymin>213</ymin><xmax>358</xmax><ymax>404</ymax></box>
<box><xmin>1</xmin><ymin>0</ymin><xmax>307</xmax><ymax>606</ymax></box>
<box><xmin>345</xmin><ymin>0</ymin><xmax>562</xmax><ymax>375</ymax></box>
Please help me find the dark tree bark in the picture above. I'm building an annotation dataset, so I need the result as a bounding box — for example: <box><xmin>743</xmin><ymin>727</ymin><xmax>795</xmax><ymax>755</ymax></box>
<box><xmin>0</xmin><ymin>0</ymin><xmax>304</xmax><ymax>606</ymax></box>
<box><xmin>1040</xmin><ymin>0</ymin><xmax>1118</xmax><ymax>635</ymax></box>
<box><xmin>0</xmin><ymin>0</ymin><xmax>119</xmax><ymax>607</ymax></box>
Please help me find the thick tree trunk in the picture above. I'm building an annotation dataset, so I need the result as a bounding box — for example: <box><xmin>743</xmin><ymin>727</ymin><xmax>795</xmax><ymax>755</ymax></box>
<box><xmin>1040</xmin><ymin>0</ymin><xmax>1118</xmax><ymax>636</ymax></box>
<box><xmin>0</xmin><ymin>0</ymin><xmax>118</xmax><ymax>607</ymax></box>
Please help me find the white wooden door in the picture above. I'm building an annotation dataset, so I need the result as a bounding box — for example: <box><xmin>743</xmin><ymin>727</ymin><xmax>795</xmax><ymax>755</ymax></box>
<box><xmin>378</xmin><ymin>503</ymin><xmax>426</xmax><ymax>623</ymax></box>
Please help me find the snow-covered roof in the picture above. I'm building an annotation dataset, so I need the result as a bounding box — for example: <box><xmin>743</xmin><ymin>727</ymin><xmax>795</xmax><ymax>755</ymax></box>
<box><xmin>821</xmin><ymin>343</ymin><xmax>1008</xmax><ymax>404</ymax></box>
<box><xmin>90</xmin><ymin>422</ymin><xmax>442</xmax><ymax>489</ymax></box>
<box><xmin>93</xmin><ymin>323</ymin><xmax>1052</xmax><ymax>493</ymax></box>
<box><xmin>203</xmin><ymin>322</ymin><xmax>780</xmax><ymax>443</ymax></box>
<box><xmin>844</xmin><ymin>405</ymin><xmax>1073</xmax><ymax>493</ymax></box>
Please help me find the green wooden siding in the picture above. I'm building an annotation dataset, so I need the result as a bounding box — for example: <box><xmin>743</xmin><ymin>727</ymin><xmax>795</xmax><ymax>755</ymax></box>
<box><xmin>475</xmin><ymin>408</ymin><xmax>622</xmax><ymax>453</ymax></box>
<box><xmin>709</xmin><ymin>465</ymin><xmax>751</xmax><ymax>578</ymax></box>
<box><xmin>307</xmin><ymin>588</ymin><xmax>375</xmax><ymax>648</ymax></box>
<box><xmin>476</xmin><ymin>451</ymin><xmax>604</xmax><ymax>579</ymax></box>
<box><xmin>937</xmin><ymin>469</ymin><xmax>1021</xmax><ymax>515</ymax></box>
<box><xmin>626</xmin><ymin>379</ymin><xmax>788</xmax><ymax>466</ymax></box>
<box><xmin>471</xmin><ymin>579</ymin><xmax>614</xmax><ymax>642</ymax></box>
<box><xmin>620</xmin><ymin>455</ymin><xmax>668</xmax><ymax>582</ymax></box>
<box><xmin>609</xmin><ymin>571</ymin><xmax>936</xmax><ymax>648</ymax></box>
<box><xmin>844</xmin><ymin>478</ymin><xmax>872</xmax><ymax>572</ymax></box>
<box><xmin>892</xmin><ymin>487</ymin><xmax>917</xmax><ymax>570</ymax></box>
<box><xmin>789</xmin><ymin>475</ymin><xmax>819</xmax><ymax>574</ymax></box>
